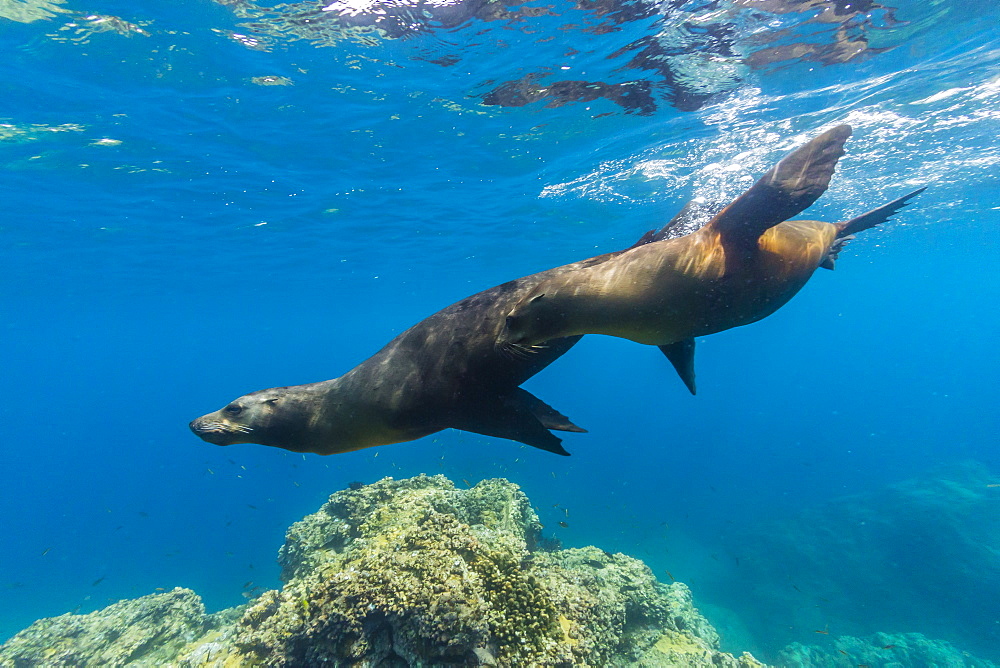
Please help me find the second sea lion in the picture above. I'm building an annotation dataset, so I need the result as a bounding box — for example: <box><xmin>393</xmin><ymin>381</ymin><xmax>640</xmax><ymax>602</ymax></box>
<box><xmin>497</xmin><ymin>125</ymin><xmax>924</xmax><ymax>394</ymax></box>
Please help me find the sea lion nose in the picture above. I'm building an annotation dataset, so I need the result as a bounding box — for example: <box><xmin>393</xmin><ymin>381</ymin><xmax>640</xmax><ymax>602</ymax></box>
<box><xmin>189</xmin><ymin>417</ymin><xmax>210</xmax><ymax>436</ymax></box>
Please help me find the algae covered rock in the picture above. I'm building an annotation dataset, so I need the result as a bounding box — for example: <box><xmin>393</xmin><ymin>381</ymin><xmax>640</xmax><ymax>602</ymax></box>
<box><xmin>219</xmin><ymin>474</ymin><xmax>765</xmax><ymax>666</ymax></box>
<box><xmin>0</xmin><ymin>587</ymin><xmax>206</xmax><ymax>667</ymax></box>
<box><xmin>1</xmin><ymin>474</ymin><xmax>766</xmax><ymax>667</ymax></box>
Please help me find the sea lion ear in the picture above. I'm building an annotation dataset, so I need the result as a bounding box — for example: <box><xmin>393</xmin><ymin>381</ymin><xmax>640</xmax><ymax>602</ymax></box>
<box><xmin>264</xmin><ymin>397</ymin><xmax>280</xmax><ymax>405</ymax></box>
<box><xmin>529</xmin><ymin>293</ymin><xmax>546</xmax><ymax>303</ymax></box>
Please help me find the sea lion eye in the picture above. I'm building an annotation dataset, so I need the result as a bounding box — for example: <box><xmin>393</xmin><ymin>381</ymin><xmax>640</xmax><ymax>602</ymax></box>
<box><xmin>223</xmin><ymin>404</ymin><xmax>243</xmax><ymax>416</ymax></box>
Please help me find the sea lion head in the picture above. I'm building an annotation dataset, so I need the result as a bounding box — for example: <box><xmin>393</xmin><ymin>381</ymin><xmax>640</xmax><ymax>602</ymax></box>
<box><xmin>497</xmin><ymin>291</ymin><xmax>566</xmax><ymax>352</ymax></box>
<box><xmin>189</xmin><ymin>386</ymin><xmax>315</xmax><ymax>450</ymax></box>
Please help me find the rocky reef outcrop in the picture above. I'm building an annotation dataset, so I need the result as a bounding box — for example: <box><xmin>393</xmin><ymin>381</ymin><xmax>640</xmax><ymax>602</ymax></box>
<box><xmin>0</xmin><ymin>587</ymin><xmax>221</xmax><ymax>667</ymax></box>
<box><xmin>776</xmin><ymin>631</ymin><xmax>998</xmax><ymax>668</ymax></box>
<box><xmin>712</xmin><ymin>460</ymin><xmax>1000</xmax><ymax>662</ymax></box>
<box><xmin>0</xmin><ymin>474</ymin><xmax>764</xmax><ymax>667</ymax></box>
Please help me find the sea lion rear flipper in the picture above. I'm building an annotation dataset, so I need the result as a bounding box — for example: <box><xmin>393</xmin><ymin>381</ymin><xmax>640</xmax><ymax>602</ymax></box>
<box><xmin>658</xmin><ymin>339</ymin><xmax>697</xmax><ymax>395</ymax></box>
<box><xmin>452</xmin><ymin>396</ymin><xmax>572</xmax><ymax>456</ymax></box>
<box><xmin>513</xmin><ymin>387</ymin><xmax>587</xmax><ymax>433</ymax></box>
<box><xmin>836</xmin><ymin>187</ymin><xmax>926</xmax><ymax>238</ymax></box>
<box><xmin>706</xmin><ymin>125</ymin><xmax>852</xmax><ymax>250</ymax></box>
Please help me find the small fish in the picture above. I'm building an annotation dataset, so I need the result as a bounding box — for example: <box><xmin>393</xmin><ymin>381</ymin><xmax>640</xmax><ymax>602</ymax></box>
<box><xmin>838</xmin><ymin>650</ymin><xmax>850</xmax><ymax>656</ymax></box>
<box><xmin>563</xmin><ymin>508</ymin><xmax>569</xmax><ymax>518</ymax></box>
<box><xmin>664</xmin><ymin>570</ymin><xmax>676</xmax><ymax>581</ymax></box>
<box><xmin>814</xmin><ymin>626</ymin><xmax>829</xmax><ymax>635</ymax></box>
<box><xmin>247</xmin><ymin>504</ymin><xmax>258</xmax><ymax>510</ymax></box>
<box><xmin>558</xmin><ymin>521</ymin><xmax>569</xmax><ymax>528</ymax></box>
<box><xmin>41</xmin><ymin>548</ymin><xmax>51</xmax><ymax>557</ymax></box>
<box><xmin>792</xmin><ymin>585</ymin><xmax>803</xmax><ymax>593</ymax></box>
<box><xmin>206</xmin><ymin>468</ymin><xmax>214</xmax><ymax>475</ymax></box>
<box><xmin>987</xmin><ymin>484</ymin><xmax>1000</xmax><ymax>488</ymax></box>
<box><xmin>155</xmin><ymin>587</ymin><xmax>166</xmax><ymax>591</ymax></box>
<box><xmin>551</xmin><ymin>472</ymin><xmax>556</xmax><ymax>478</ymax></box>
<box><xmin>293</xmin><ymin>481</ymin><xmax>300</xmax><ymax>487</ymax></box>
<box><xmin>462</xmin><ymin>479</ymin><xmax>472</xmax><ymax>487</ymax></box>
<box><xmin>91</xmin><ymin>576</ymin><xmax>107</xmax><ymax>587</ymax></box>
<box><xmin>859</xmin><ymin>664</ymin><xmax>871</xmax><ymax>667</ymax></box>
<box><xmin>138</xmin><ymin>511</ymin><xmax>149</xmax><ymax>517</ymax></box>
<box><xmin>882</xmin><ymin>645</ymin><xmax>896</xmax><ymax>649</ymax></box>
<box><xmin>242</xmin><ymin>580</ymin><xmax>254</xmax><ymax>589</ymax></box>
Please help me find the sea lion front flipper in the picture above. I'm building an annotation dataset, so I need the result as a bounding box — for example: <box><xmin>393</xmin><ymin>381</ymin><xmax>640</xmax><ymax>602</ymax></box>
<box><xmin>513</xmin><ymin>388</ymin><xmax>587</xmax><ymax>433</ymax></box>
<box><xmin>706</xmin><ymin>125</ymin><xmax>852</xmax><ymax>250</ymax></box>
<box><xmin>452</xmin><ymin>396</ymin><xmax>572</xmax><ymax>456</ymax></box>
<box><xmin>627</xmin><ymin>229</ymin><xmax>658</xmax><ymax>250</ymax></box>
<box><xmin>652</xmin><ymin>199</ymin><xmax>723</xmax><ymax>242</ymax></box>
<box><xmin>658</xmin><ymin>338</ymin><xmax>697</xmax><ymax>395</ymax></box>
<box><xmin>836</xmin><ymin>187</ymin><xmax>926</xmax><ymax>237</ymax></box>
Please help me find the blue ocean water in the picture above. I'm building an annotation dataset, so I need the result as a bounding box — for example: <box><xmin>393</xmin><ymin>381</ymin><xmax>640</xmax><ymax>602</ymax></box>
<box><xmin>2</xmin><ymin>0</ymin><xmax>998</xmax><ymax>662</ymax></box>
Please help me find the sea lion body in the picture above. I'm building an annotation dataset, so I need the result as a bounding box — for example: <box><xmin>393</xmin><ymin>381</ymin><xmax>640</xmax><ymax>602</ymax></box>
<box><xmin>190</xmin><ymin>242</ymin><xmax>654</xmax><ymax>456</ymax></box>
<box><xmin>499</xmin><ymin>125</ymin><xmax>923</xmax><ymax>394</ymax></box>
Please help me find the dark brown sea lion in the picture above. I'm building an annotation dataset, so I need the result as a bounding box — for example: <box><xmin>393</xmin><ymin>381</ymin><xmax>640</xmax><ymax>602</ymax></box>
<box><xmin>497</xmin><ymin>125</ymin><xmax>924</xmax><ymax>394</ymax></box>
<box><xmin>189</xmin><ymin>229</ymin><xmax>685</xmax><ymax>456</ymax></box>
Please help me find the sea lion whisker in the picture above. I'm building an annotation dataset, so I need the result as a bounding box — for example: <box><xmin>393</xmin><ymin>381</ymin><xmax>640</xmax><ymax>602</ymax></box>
<box><xmin>507</xmin><ymin>342</ymin><xmax>536</xmax><ymax>360</ymax></box>
<box><xmin>511</xmin><ymin>342</ymin><xmax>543</xmax><ymax>357</ymax></box>
<box><xmin>494</xmin><ymin>341</ymin><xmax>523</xmax><ymax>360</ymax></box>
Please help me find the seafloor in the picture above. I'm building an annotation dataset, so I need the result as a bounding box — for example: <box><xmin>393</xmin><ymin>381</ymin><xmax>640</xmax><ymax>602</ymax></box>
<box><xmin>0</xmin><ymin>475</ymin><xmax>994</xmax><ymax>667</ymax></box>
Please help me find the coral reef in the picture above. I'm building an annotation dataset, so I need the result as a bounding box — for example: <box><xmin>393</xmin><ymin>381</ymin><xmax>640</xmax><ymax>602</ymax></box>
<box><xmin>0</xmin><ymin>475</ymin><xmax>764</xmax><ymax>667</ymax></box>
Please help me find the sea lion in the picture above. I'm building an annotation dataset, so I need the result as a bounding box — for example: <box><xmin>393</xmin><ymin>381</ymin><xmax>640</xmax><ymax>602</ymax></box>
<box><xmin>497</xmin><ymin>125</ymin><xmax>924</xmax><ymax>394</ymax></box>
<box><xmin>189</xmin><ymin>227</ymin><xmax>687</xmax><ymax>456</ymax></box>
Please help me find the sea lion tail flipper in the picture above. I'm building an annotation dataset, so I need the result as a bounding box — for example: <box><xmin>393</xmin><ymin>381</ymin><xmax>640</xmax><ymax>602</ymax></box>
<box><xmin>513</xmin><ymin>388</ymin><xmax>587</xmax><ymax>433</ymax></box>
<box><xmin>452</xmin><ymin>396</ymin><xmax>572</xmax><ymax>456</ymax></box>
<box><xmin>836</xmin><ymin>187</ymin><xmax>926</xmax><ymax>238</ymax></box>
<box><xmin>706</xmin><ymin>125</ymin><xmax>852</xmax><ymax>249</ymax></box>
<box><xmin>658</xmin><ymin>339</ymin><xmax>696</xmax><ymax>395</ymax></box>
